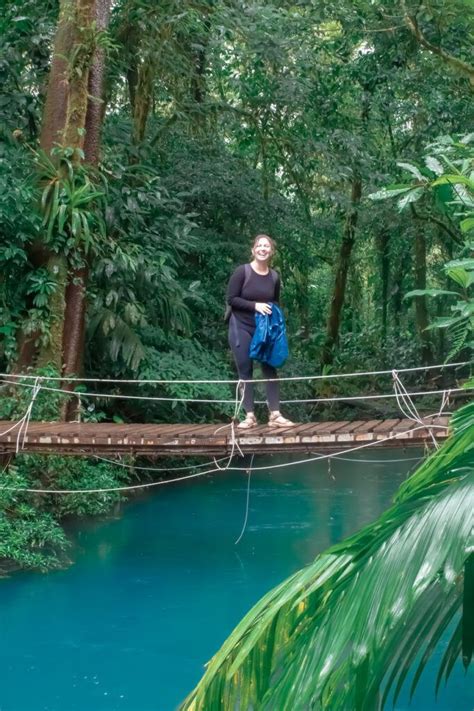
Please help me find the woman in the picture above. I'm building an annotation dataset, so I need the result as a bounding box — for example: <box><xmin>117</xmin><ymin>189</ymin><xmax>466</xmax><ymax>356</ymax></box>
<box><xmin>226</xmin><ymin>234</ymin><xmax>294</xmax><ymax>429</ymax></box>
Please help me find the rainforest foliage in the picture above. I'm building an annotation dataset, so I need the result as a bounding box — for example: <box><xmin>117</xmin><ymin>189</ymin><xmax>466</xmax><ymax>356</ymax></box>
<box><xmin>2</xmin><ymin>0</ymin><xmax>473</xmax><ymax>390</ymax></box>
<box><xmin>0</xmin><ymin>0</ymin><xmax>472</xmax><ymax>703</ymax></box>
<box><xmin>0</xmin><ymin>2</ymin><xmax>472</xmax><ymax>554</ymax></box>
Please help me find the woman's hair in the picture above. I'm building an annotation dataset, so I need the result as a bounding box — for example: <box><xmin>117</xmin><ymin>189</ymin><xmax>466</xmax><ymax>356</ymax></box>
<box><xmin>252</xmin><ymin>234</ymin><xmax>276</xmax><ymax>255</ymax></box>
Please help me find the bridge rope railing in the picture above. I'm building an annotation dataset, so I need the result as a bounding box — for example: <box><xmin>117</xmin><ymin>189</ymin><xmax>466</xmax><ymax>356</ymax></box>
<box><xmin>0</xmin><ymin>379</ymin><xmax>473</xmax><ymax>406</ymax></box>
<box><xmin>0</xmin><ymin>359</ymin><xmax>471</xmax><ymax>386</ymax></box>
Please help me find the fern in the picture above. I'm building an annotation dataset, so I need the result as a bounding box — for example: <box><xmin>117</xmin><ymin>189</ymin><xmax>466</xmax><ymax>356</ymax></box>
<box><xmin>446</xmin><ymin>317</ymin><xmax>470</xmax><ymax>362</ymax></box>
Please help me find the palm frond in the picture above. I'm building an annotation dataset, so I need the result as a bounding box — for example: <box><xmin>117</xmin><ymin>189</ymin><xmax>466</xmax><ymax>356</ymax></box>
<box><xmin>180</xmin><ymin>402</ymin><xmax>474</xmax><ymax>711</ymax></box>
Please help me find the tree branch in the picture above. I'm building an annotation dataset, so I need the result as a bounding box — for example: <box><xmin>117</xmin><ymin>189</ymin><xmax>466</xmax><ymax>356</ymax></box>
<box><xmin>402</xmin><ymin>3</ymin><xmax>474</xmax><ymax>85</ymax></box>
<box><xmin>411</xmin><ymin>205</ymin><xmax>463</xmax><ymax>247</ymax></box>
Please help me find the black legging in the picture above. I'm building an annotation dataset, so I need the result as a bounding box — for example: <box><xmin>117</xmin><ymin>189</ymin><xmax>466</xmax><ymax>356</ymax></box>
<box><xmin>228</xmin><ymin>316</ymin><xmax>280</xmax><ymax>413</ymax></box>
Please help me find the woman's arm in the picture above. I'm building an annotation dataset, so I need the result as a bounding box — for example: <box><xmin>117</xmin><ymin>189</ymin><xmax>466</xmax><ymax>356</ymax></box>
<box><xmin>227</xmin><ymin>265</ymin><xmax>255</xmax><ymax>312</ymax></box>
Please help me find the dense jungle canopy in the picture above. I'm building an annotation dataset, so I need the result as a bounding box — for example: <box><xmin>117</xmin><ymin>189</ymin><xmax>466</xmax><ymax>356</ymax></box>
<box><xmin>1</xmin><ymin>0</ymin><xmax>472</xmax><ymax>390</ymax></box>
<box><xmin>0</xmin><ymin>0</ymin><xmax>473</xmax><ymax>569</ymax></box>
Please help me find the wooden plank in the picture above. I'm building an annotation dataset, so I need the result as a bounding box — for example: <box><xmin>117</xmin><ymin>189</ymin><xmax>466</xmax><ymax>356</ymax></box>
<box><xmin>331</xmin><ymin>420</ymin><xmax>375</xmax><ymax>442</ymax></box>
<box><xmin>256</xmin><ymin>423</ymin><xmax>305</xmax><ymax>437</ymax></box>
<box><xmin>372</xmin><ymin>419</ymin><xmax>402</xmax><ymax>433</ymax></box>
<box><xmin>301</xmin><ymin>421</ymin><xmax>353</xmax><ymax>444</ymax></box>
<box><xmin>171</xmin><ymin>425</ymin><xmax>220</xmax><ymax>440</ymax></box>
<box><xmin>153</xmin><ymin>427</ymin><xmax>226</xmax><ymax>448</ymax></box>
<box><xmin>352</xmin><ymin>419</ymin><xmax>382</xmax><ymax>433</ymax></box>
<box><xmin>305</xmin><ymin>420</ymin><xmax>349</xmax><ymax>434</ymax></box>
<box><xmin>334</xmin><ymin>420</ymin><xmax>370</xmax><ymax>433</ymax></box>
<box><xmin>389</xmin><ymin>418</ymin><xmax>434</xmax><ymax>443</ymax></box>
<box><xmin>288</xmin><ymin>422</ymin><xmax>326</xmax><ymax>435</ymax></box>
<box><xmin>392</xmin><ymin>418</ymin><xmax>419</xmax><ymax>431</ymax></box>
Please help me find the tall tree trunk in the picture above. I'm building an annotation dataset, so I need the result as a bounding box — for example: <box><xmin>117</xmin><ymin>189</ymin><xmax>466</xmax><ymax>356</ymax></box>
<box><xmin>377</xmin><ymin>229</ymin><xmax>390</xmax><ymax>346</ymax></box>
<box><xmin>36</xmin><ymin>0</ymin><xmax>98</xmax><ymax>374</ymax></box>
<box><xmin>12</xmin><ymin>0</ymin><xmax>109</xmax><ymax>412</ymax></box>
<box><xmin>40</xmin><ymin>2</ymin><xmax>76</xmax><ymax>155</ymax></box>
<box><xmin>320</xmin><ymin>84</ymin><xmax>370</xmax><ymax>368</ymax></box>
<box><xmin>413</xmin><ymin>220</ymin><xmax>433</xmax><ymax>364</ymax></box>
<box><xmin>191</xmin><ymin>32</ymin><xmax>208</xmax><ymax>105</ymax></box>
<box><xmin>127</xmin><ymin>61</ymin><xmax>139</xmax><ymax>114</ymax></box>
<box><xmin>83</xmin><ymin>0</ymin><xmax>110</xmax><ymax>165</ymax></box>
<box><xmin>189</xmin><ymin>10</ymin><xmax>212</xmax><ymax>134</ymax></box>
<box><xmin>132</xmin><ymin>62</ymin><xmax>153</xmax><ymax>145</ymax></box>
<box><xmin>392</xmin><ymin>241</ymin><xmax>410</xmax><ymax>333</ymax></box>
<box><xmin>61</xmin><ymin>0</ymin><xmax>110</xmax><ymax>419</ymax></box>
<box><xmin>321</xmin><ymin>177</ymin><xmax>362</xmax><ymax>367</ymax></box>
<box><xmin>62</xmin><ymin>0</ymin><xmax>110</xmax><ymax>378</ymax></box>
<box><xmin>299</xmin><ymin>266</ymin><xmax>310</xmax><ymax>341</ymax></box>
<box><xmin>14</xmin><ymin>1</ymin><xmax>77</xmax><ymax>370</ymax></box>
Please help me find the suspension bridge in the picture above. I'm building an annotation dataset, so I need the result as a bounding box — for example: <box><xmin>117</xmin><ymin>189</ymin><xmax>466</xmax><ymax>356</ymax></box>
<box><xmin>0</xmin><ymin>416</ymin><xmax>451</xmax><ymax>456</ymax></box>
<box><xmin>0</xmin><ymin>362</ymin><xmax>469</xmax><ymax>459</ymax></box>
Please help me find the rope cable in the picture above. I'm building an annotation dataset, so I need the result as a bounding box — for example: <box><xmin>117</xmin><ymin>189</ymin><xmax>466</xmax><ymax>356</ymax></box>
<box><xmin>234</xmin><ymin>454</ymin><xmax>255</xmax><ymax>545</ymax></box>
<box><xmin>93</xmin><ymin>454</ymin><xmax>230</xmax><ymax>472</ymax></box>
<box><xmin>392</xmin><ymin>370</ymin><xmax>446</xmax><ymax>449</ymax></box>
<box><xmin>212</xmin><ymin>379</ymin><xmax>245</xmax><ymax>470</ymax></box>
<box><xmin>1</xmin><ymin>377</ymin><xmax>472</xmax><ymax>405</ymax></box>
<box><xmin>0</xmin><ymin>359</ymin><xmax>470</xmax><ymax>386</ymax></box>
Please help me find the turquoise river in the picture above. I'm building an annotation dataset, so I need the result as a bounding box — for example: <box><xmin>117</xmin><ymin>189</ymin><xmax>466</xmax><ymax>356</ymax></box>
<box><xmin>0</xmin><ymin>451</ymin><xmax>472</xmax><ymax>710</ymax></box>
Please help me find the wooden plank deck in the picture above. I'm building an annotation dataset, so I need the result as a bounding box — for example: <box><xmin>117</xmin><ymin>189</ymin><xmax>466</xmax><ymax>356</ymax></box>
<box><xmin>0</xmin><ymin>417</ymin><xmax>450</xmax><ymax>456</ymax></box>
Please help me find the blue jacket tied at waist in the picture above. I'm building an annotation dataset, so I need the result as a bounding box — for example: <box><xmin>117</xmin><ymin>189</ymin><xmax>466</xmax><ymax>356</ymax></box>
<box><xmin>249</xmin><ymin>304</ymin><xmax>289</xmax><ymax>368</ymax></box>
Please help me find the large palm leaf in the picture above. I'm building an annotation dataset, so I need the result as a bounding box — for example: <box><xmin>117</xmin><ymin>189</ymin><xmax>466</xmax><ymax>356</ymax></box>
<box><xmin>180</xmin><ymin>402</ymin><xmax>474</xmax><ymax>711</ymax></box>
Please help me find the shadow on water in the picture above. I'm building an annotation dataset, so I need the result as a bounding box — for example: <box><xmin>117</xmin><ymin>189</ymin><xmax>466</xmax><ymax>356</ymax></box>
<box><xmin>0</xmin><ymin>450</ymin><xmax>471</xmax><ymax>711</ymax></box>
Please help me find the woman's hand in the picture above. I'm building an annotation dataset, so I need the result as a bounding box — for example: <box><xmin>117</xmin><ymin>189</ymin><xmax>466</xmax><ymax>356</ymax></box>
<box><xmin>255</xmin><ymin>302</ymin><xmax>272</xmax><ymax>315</ymax></box>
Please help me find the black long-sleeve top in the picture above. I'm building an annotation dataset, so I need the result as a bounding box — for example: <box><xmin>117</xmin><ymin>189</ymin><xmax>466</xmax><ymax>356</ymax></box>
<box><xmin>227</xmin><ymin>264</ymin><xmax>281</xmax><ymax>328</ymax></box>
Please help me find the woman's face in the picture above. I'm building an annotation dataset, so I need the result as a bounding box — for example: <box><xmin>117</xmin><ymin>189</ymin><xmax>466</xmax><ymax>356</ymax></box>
<box><xmin>252</xmin><ymin>237</ymin><xmax>273</xmax><ymax>262</ymax></box>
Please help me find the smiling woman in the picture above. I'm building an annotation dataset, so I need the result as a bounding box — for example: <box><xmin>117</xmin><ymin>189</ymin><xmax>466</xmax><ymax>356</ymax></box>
<box><xmin>226</xmin><ymin>234</ymin><xmax>294</xmax><ymax>429</ymax></box>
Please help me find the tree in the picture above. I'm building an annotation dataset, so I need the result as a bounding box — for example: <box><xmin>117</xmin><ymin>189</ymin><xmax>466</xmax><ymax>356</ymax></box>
<box><xmin>13</xmin><ymin>0</ymin><xmax>111</xmax><ymax>383</ymax></box>
<box><xmin>370</xmin><ymin>134</ymin><xmax>474</xmax><ymax>360</ymax></box>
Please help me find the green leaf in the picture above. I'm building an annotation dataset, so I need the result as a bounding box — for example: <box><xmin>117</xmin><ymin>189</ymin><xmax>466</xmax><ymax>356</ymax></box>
<box><xmin>446</xmin><ymin>267</ymin><xmax>473</xmax><ymax>289</ymax></box>
<box><xmin>80</xmin><ymin>212</ymin><xmax>91</xmax><ymax>252</ymax></box>
<box><xmin>368</xmin><ymin>185</ymin><xmax>412</xmax><ymax>201</ymax></box>
<box><xmin>398</xmin><ymin>187</ymin><xmax>423</xmax><ymax>210</ymax></box>
<box><xmin>404</xmin><ymin>289</ymin><xmax>459</xmax><ymax>300</ymax></box>
<box><xmin>40</xmin><ymin>182</ymin><xmax>53</xmax><ymax>213</ymax></box>
<box><xmin>397</xmin><ymin>162</ymin><xmax>424</xmax><ymax>181</ymax></box>
<box><xmin>71</xmin><ymin>209</ymin><xmax>81</xmax><ymax>237</ymax></box>
<box><xmin>433</xmin><ymin>175</ymin><xmax>474</xmax><ymax>190</ymax></box>
<box><xmin>57</xmin><ymin>203</ymin><xmax>68</xmax><ymax>234</ymax></box>
<box><xmin>426</xmin><ymin>315</ymin><xmax>466</xmax><ymax>329</ymax></box>
<box><xmin>460</xmin><ymin>218</ymin><xmax>474</xmax><ymax>234</ymax></box>
<box><xmin>445</xmin><ymin>259</ymin><xmax>474</xmax><ymax>271</ymax></box>
<box><xmin>463</xmin><ymin>554</ymin><xmax>474</xmax><ymax>667</ymax></box>
<box><xmin>424</xmin><ymin>156</ymin><xmax>444</xmax><ymax>176</ymax></box>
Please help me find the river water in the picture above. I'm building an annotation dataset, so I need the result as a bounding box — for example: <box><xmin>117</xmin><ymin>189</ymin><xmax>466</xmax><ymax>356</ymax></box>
<box><xmin>0</xmin><ymin>451</ymin><xmax>471</xmax><ymax>711</ymax></box>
